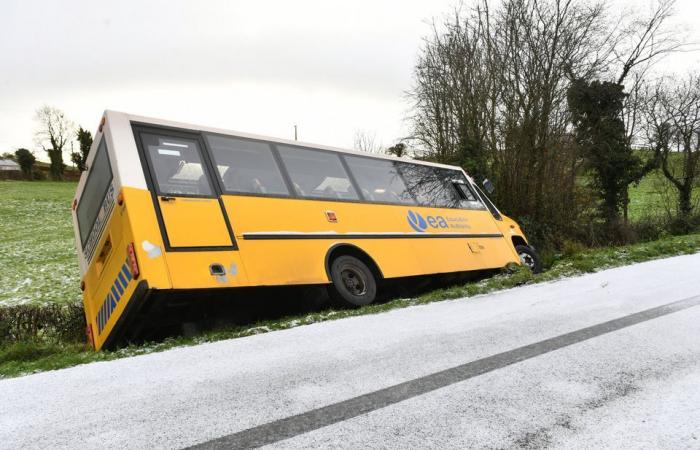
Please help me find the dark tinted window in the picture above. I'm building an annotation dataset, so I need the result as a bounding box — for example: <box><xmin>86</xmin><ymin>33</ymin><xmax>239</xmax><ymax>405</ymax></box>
<box><xmin>398</xmin><ymin>163</ymin><xmax>459</xmax><ymax>208</ymax></box>
<box><xmin>205</xmin><ymin>134</ymin><xmax>289</xmax><ymax>196</ymax></box>
<box><xmin>77</xmin><ymin>139</ymin><xmax>113</xmax><ymax>245</ymax></box>
<box><xmin>142</xmin><ymin>133</ymin><xmax>213</xmax><ymax>196</ymax></box>
<box><xmin>438</xmin><ymin>169</ymin><xmax>485</xmax><ymax>210</ymax></box>
<box><xmin>344</xmin><ymin>155</ymin><xmax>415</xmax><ymax>204</ymax></box>
<box><xmin>398</xmin><ymin>163</ymin><xmax>484</xmax><ymax>209</ymax></box>
<box><xmin>277</xmin><ymin>145</ymin><xmax>359</xmax><ymax>200</ymax></box>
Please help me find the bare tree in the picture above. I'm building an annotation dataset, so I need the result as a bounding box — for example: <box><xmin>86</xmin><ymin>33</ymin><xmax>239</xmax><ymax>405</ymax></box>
<box><xmin>614</xmin><ymin>0</ymin><xmax>683</xmax><ymax>85</ymax></box>
<box><xmin>408</xmin><ymin>0</ymin><xmax>687</xmax><ymax>245</ymax></box>
<box><xmin>34</xmin><ymin>105</ymin><xmax>75</xmax><ymax>180</ymax></box>
<box><xmin>408</xmin><ymin>0</ymin><xmax>610</xmax><ymax>244</ymax></box>
<box><xmin>645</xmin><ymin>73</ymin><xmax>700</xmax><ymax>229</ymax></box>
<box><xmin>353</xmin><ymin>130</ymin><xmax>383</xmax><ymax>153</ymax></box>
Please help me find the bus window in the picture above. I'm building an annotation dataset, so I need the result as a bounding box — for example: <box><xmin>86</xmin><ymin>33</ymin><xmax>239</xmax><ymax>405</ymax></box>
<box><xmin>343</xmin><ymin>155</ymin><xmax>415</xmax><ymax>204</ymax></box>
<box><xmin>77</xmin><ymin>138</ymin><xmax>113</xmax><ymax>246</ymax></box>
<box><xmin>142</xmin><ymin>133</ymin><xmax>213</xmax><ymax>196</ymax></box>
<box><xmin>277</xmin><ymin>145</ymin><xmax>359</xmax><ymax>200</ymax></box>
<box><xmin>398</xmin><ymin>163</ymin><xmax>460</xmax><ymax>208</ymax></box>
<box><xmin>436</xmin><ymin>169</ymin><xmax>485</xmax><ymax>210</ymax></box>
<box><xmin>205</xmin><ymin>134</ymin><xmax>289</xmax><ymax>196</ymax></box>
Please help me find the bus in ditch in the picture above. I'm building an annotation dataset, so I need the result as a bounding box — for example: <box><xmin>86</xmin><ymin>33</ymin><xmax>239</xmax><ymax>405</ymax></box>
<box><xmin>72</xmin><ymin>110</ymin><xmax>540</xmax><ymax>350</ymax></box>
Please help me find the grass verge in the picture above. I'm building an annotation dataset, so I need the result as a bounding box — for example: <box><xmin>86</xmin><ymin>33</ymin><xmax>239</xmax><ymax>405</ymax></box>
<box><xmin>2</xmin><ymin>232</ymin><xmax>699</xmax><ymax>379</ymax></box>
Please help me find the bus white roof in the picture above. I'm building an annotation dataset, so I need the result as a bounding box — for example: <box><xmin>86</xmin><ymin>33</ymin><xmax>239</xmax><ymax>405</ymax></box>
<box><xmin>109</xmin><ymin>110</ymin><xmax>466</xmax><ymax>172</ymax></box>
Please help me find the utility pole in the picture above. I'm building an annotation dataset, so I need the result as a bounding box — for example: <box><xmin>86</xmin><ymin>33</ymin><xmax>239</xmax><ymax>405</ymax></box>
<box><xmin>294</xmin><ymin>124</ymin><xmax>298</xmax><ymax>141</ymax></box>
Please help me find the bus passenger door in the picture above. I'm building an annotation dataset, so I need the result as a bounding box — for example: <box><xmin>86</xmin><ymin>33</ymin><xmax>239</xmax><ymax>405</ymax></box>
<box><xmin>136</xmin><ymin>129</ymin><xmax>234</xmax><ymax>249</ymax></box>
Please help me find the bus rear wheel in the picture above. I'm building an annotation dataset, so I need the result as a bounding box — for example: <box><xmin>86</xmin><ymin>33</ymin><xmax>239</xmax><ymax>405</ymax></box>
<box><xmin>328</xmin><ymin>255</ymin><xmax>377</xmax><ymax>308</ymax></box>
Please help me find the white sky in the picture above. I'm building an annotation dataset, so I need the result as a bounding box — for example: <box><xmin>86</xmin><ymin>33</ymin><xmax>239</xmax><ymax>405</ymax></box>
<box><xmin>1</xmin><ymin>0</ymin><xmax>698</xmax><ymax>159</ymax></box>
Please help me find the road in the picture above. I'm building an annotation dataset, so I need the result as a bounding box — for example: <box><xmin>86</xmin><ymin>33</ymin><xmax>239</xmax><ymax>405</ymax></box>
<box><xmin>2</xmin><ymin>253</ymin><xmax>700</xmax><ymax>449</ymax></box>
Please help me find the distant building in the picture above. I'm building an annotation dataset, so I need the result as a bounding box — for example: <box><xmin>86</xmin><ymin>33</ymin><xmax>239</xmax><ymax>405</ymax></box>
<box><xmin>0</xmin><ymin>159</ymin><xmax>20</xmax><ymax>171</ymax></box>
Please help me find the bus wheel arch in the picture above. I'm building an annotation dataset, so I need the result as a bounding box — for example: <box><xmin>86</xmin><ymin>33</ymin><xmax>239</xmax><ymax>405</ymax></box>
<box><xmin>511</xmin><ymin>235</ymin><xmax>528</xmax><ymax>249</ymax></box>
<box><xmin>324</xmin><ymin>244</ymin><xmax>383</xmax><ymax>282</ymax></box>
<box><xmin>325</xmin><ymin>244</ymin><xmax>382</xmax><ymax>308</ymax></box>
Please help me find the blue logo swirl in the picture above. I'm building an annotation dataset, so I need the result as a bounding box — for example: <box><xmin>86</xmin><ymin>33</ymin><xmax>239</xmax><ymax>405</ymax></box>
<box><xmin>407</xmin><ymin>210</ymin><xmax>428</xmax><ymax>232</ymax></box>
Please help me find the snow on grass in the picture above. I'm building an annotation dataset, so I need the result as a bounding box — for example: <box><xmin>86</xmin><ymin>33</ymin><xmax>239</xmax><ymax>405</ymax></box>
<box><xmin>0</xmin><ymin>181</ymin><xmax>81</xmax><ymax>306</ymax></box>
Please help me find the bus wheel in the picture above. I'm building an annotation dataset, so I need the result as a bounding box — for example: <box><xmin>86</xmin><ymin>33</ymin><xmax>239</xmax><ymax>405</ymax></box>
<box><xmin>516</xmin><ymin>245</ymin><xmax>542</xmax><ymax>274</ymax></box>
<box><xmin>328</xmin><ymin>255</ymin><xmax>377</xmax><ymax>308</ymax></box>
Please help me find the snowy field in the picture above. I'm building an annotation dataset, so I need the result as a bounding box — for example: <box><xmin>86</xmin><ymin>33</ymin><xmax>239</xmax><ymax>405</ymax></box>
<box><xmin>2</xmin><ymin>252</ymin><xmax>699</xmax><ymax>449</ymax></box>
<box><xmin>0</xmin><ymin>182</ymin><xmax>80</xmax><ymax>306</ymax></box>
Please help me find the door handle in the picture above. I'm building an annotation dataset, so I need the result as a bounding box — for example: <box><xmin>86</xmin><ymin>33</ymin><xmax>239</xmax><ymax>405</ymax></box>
<box><xmin>161</xmin><ymin>196</ymin><xmax>176</xmax><ymax>202</ymax></box>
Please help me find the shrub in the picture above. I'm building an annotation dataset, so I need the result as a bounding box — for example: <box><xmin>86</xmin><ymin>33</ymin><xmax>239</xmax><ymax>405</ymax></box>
<box><xmin>0</xmin><ymin>303</ymin><xmax>86</xmax><ymax>345</ymax></box>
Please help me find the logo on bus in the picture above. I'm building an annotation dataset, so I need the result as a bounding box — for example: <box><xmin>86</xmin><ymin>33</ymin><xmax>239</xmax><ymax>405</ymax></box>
<box><xmin>408</xmin><ymin>209</ymin><xmax>470</xmax><ymax>232</ymax></box>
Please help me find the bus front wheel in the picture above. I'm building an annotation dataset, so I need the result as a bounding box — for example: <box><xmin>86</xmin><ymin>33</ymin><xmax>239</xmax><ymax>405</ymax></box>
<box><xmin>516</xmin><ymin>244</ymin><xmax>543</xmax><ymax>274</ymax></box>
<box><xmin>328</xmin><ymin>255</ymin><xmax>377</xmax><ymax>308</ymax></box>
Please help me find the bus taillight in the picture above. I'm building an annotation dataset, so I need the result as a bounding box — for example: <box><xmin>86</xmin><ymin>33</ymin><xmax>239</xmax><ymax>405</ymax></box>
<box><xmin>127</xmin><ymin>243</ymin><xmax>140</xmax><ymax>279</ymax></box>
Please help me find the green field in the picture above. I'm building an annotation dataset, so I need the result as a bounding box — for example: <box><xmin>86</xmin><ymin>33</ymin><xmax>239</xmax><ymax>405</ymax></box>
<box><xmin>627</xmin><ymin>153</ymin><xmax>700</xmax><ymax>222</ymax></box>
<box><xmin>0</xmin><ymin>181</ymin><xmax>81</xmax><ymax>306</ymax></box>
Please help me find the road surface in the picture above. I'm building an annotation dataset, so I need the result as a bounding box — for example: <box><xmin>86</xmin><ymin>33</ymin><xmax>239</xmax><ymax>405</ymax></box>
<box><xmin>2</xmin><ymin>253</ymin><xmax>700</xmax><ymax>449</ymax></box>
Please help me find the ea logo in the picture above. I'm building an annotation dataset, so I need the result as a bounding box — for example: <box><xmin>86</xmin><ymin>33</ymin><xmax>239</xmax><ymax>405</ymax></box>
<box><xmin>407</xmin><ymin>210</ymin><xmax>428</xmax><ymax>232</ymax></box>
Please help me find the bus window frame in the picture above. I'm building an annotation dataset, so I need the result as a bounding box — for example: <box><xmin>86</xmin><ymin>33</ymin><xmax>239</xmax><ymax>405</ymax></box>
<box><xmin>131</xmin><ymin>122</ymin><xmax>498</xmax><ymax>213</ymax></box>
<box><xmin>131</xmin><ymin>123</ymin><xmax>238</xmax><ymax>252</ymax></box>
<box><xmin>204</xmin><ymin>132</ymin><xmax>295</xmax><ymax>198</ymax></box>
<box><xmin>471</xmin><ymin>181</ymin><xmax>503</xmax><ymax>220</ymax></box>
<box><xmin>140</xmin><ymin>130</ymin><xmax>218</xmax><ymax>200</ymax></box>
<box><xmin>274</xmin><ymin>142</ymin><xmax>365</xmax><ymax>202</ymax></box>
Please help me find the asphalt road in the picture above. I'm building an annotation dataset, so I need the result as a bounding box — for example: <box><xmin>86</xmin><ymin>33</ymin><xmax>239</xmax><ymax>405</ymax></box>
<box><xmin>2</xmin><ymin>253</ymin><xmax>700</xmax><ymax>449</ymax></box>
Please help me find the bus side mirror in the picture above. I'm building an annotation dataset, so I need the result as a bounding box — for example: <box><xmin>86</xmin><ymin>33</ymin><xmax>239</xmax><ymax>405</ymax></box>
<box><xmin>482</xmin><ymin>179</ymin><xmax>495</xmax><ymax>194</ymax></box>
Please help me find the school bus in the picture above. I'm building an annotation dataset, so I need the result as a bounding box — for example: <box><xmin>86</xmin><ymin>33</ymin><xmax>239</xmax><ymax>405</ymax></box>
<box><xmin>72</xmin><ymin>111</ymin><xmax>540</xmax><ymax>350</ymax></box>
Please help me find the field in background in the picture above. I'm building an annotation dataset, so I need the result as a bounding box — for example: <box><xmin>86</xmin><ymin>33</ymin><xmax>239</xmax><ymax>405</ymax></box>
<box><xmin>0</xmin><ymin>181</ymin><xmax>80</xmax><ymax>306</ymax></box>
<box><xmin>627</xmin><ymin>152</ymin><xmax>700</xmax><ymax>222</ymax></box>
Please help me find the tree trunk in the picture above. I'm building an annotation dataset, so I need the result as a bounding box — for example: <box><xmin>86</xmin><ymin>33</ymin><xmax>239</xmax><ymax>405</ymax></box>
<box><xmin>678</xmin><ymin>185</ymin><xmax>692</xmax><ymax>224</ymax></box>
<box><xmin>47</xmin><ymin>149</ymin><xmax>64</xmax><ymax>181</ymax></box>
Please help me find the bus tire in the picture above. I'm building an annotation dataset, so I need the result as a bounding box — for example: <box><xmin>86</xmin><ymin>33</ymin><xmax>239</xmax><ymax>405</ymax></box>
<box><xmin>515</xmin><ymin>244</ymin><xmax>542</xmax><ymax>274</ymax></box>
<box><xmin>328</xmin><ymin>255</ymin><xmax>377</xmax><ymax>308</ymax></box>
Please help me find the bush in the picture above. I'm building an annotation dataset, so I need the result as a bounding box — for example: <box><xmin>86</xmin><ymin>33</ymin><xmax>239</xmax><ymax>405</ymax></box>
<box><xmin>0</xmin><ymin>303</ymin><xmax>86</xmax><ymax>345</ymax></box>
<box><xmin>630</xmin><ymin>216</ymin><xmax>667</xmax><ymax>242</ymax></box>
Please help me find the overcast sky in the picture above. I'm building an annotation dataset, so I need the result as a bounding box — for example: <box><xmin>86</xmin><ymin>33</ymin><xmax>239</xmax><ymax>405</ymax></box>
<box><xmin>1</xmin><ymin>0</ymin><xmax>698</xmax><ymax>159</ymax></box>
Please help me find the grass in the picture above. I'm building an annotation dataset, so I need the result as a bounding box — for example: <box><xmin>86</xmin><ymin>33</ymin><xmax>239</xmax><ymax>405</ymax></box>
<box><xmin>2</xmin><ymin>231</ymin><xmax>700</xmax><ymax>379</ymax></box>
<box><xmin>627</xmin><ymin>152</ymin><xmax>700</xmax><ymax>222</ymax></box>
<box><xmin>0</xmin><ymin>181</ymin><xmax>81</xmax><ymax>306</ymax></box>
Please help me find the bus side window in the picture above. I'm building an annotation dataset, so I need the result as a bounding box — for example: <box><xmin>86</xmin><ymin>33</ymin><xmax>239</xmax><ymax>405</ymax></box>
<box><xmin>398</xmin><ymin>163</ymin><xmax>458</xmax><ymax>208</ymax></box>
<box><xmin>444</xmin><ymin>171</ymin><xmax>486</xmax><ymax>210</ymax></box>
<box><xmin>276</xmin><ymin>145</ymin><xmax>359</xmax><ymax>201</ymax></box>
<box><xmin>142</xmin><ymin>133</ymin><xmax>213</xmax><ymax>197</ymax></box>
<box><xmin>343</xmin><ymin>155</ymin><xmax>415</xmax><ymax>205</ymax></box>
<box><xmin>205</xmin><ymin>134</ymin><xmax>289</xmax><ymax>196</ymax></box>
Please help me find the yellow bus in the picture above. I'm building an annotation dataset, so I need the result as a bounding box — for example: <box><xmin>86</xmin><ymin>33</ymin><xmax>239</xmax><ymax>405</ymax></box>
<box><xmin>72</xmin><ymin>111</ymin><xmax>540</xmax><ymax>350</ymax></box>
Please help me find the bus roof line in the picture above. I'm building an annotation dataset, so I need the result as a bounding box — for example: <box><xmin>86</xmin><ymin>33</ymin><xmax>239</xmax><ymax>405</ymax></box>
<box><xmin>108</xmin><ymin>110</ymin><xmax>466</xmax><ymax>172</ymax></box>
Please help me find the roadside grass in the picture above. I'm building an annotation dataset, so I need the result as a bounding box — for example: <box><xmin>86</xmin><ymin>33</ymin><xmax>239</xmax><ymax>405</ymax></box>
<box><xmin>2</xmin><ymin>232</ymin><xmax>699</xmax><ymax>379</ymax></box>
